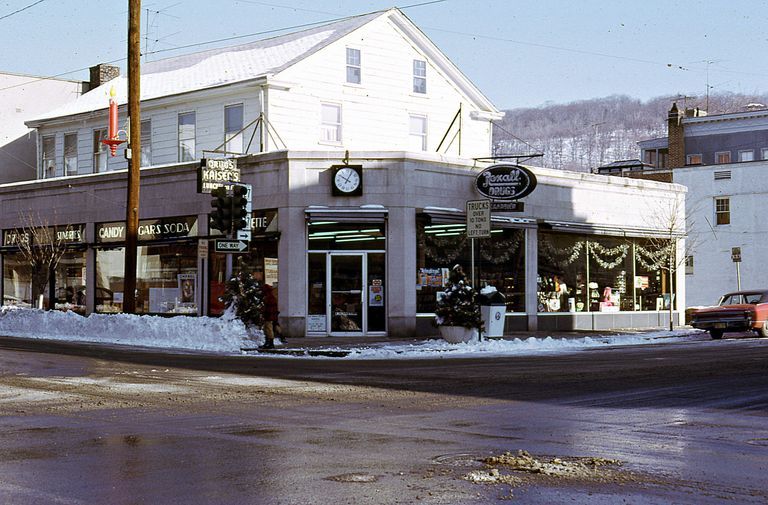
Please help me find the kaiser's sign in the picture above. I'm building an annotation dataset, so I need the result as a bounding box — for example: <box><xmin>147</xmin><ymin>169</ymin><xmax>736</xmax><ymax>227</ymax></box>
<box><xmin>475</xmin><ymin>164</ymin><xmax>537</xmax><ymax>200</ymax></box>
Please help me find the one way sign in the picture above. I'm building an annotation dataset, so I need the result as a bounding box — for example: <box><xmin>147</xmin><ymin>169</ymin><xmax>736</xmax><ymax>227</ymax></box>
<box><xmin>215</xmin><ymin>239</ymin><xmax>249</xmax><ymax>253</ymax></box>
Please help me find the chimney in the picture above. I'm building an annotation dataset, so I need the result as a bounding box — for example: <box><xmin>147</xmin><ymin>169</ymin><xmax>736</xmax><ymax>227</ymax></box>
<box><xmin>667</xmin><ymin>103</ymin><xmax>686</xmax><ymax>168</ymax></box>
<box><xmin>88</xmin><ymin>63</ymin><xmax>120</xmax><ymax>90</ymax></box>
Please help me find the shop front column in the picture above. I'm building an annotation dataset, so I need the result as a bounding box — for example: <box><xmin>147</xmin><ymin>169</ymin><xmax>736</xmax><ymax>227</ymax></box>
<box><xmin>279</xmin><ymin>206</ymin><xmax>307</xmax><ymax>338</ymax></box>
<box><xmin>386</xmin><ymin>206</ymin><xmax>417</xmax><ymax>338</ymax></box>
<box><xmin>525</xmin><ymin>227</ymin><xmax>538</xmax><ymax>331</ymax></box>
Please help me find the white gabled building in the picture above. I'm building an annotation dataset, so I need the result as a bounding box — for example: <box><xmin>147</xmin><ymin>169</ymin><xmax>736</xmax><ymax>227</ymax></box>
<box><xmin>1</xmin><ymin>9</ymin><xmax>687</xmax><ymax>338</ymax></box>
<box><xmin>25</xmin><ymin>9</ymin><xmax>501</xmax><ymax>177</ymax></box>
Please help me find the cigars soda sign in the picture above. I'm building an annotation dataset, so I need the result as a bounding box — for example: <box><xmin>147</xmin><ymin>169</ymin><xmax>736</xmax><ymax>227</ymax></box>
<box><xmin>475</xmin><ymin>164</ymin><xmax>537</xmax><ymax>200</ymax></box>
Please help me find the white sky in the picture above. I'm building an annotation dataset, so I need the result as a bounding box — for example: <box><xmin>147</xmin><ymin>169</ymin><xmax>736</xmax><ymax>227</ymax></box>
<box><xmin>0</xmin><ymin>0</ymin><xmax>766</xmax><ymax>108</ymax></box>
<box><xmin>0</xmin><ymin>307</ymin><xmax>702</xmax><ymax>359</ymax></box>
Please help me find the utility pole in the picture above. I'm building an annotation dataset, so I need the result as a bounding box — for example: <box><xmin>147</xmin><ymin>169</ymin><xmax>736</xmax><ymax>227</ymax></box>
<box><xmin>124</xmin><ymin>0</ymin><xmax>141</xmax><ymax>313</ymax></box>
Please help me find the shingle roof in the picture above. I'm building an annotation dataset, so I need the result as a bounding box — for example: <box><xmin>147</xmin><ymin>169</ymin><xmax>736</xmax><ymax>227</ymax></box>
<box><xmin>28</xmin><ymin>10</ymin><xmax>386</xmax><ymax>124</ymax></box>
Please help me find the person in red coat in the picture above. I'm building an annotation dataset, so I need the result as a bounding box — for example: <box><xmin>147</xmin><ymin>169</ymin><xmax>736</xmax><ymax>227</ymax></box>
<box><xmin>260</xmin><ymin>284</ymin><xmax>278</xmax><ymax>349</ymax></box>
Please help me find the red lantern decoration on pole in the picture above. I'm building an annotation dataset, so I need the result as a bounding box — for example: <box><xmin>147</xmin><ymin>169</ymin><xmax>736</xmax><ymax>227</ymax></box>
<box><xmin>102</xmin><ymin>86</ymin><xmax>126</xmax><ymax>156</ymax></box>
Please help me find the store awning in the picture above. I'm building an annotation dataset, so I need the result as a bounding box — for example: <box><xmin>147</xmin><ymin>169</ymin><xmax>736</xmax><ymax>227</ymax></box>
<box><xmin>305</xmin><ymin>206</ymin><xmax>388</xmax><ymax>223</ymax></box>
<box><xmin>538</xmin><ymin>220</ymin><xmax>685</xmax><ymax>239</ymax></box>
<box><xmin>417</xmin><ymin>206</ymin><xmax>535</xmax><ymax>228</ymax></box>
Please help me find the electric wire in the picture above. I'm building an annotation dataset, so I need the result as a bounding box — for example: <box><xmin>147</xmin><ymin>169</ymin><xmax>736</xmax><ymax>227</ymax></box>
<box><xmin>0</xmin><ymin>0</ymin><xmax>46</xmax><ymax>22</ymax></box>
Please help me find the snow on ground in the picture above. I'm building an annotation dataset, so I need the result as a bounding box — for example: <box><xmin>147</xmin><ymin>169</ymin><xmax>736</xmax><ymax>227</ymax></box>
<box><xmin>0</xmin><ymin>306</ymin><xmax>702</xmax><ymax>359</ymax></box>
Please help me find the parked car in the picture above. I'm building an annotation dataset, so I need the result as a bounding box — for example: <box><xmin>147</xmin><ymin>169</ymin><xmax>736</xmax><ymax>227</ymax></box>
<box><xmin>690</xmin><ymin>290</ymin><xmax>768</xmax><ymax>339</ymax></box>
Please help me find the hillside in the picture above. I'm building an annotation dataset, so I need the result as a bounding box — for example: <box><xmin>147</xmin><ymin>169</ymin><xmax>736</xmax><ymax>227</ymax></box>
<box><xmin>492</xmin><ymin>92</ymin><xmax>768</xmax><ymax>172</ymax></box>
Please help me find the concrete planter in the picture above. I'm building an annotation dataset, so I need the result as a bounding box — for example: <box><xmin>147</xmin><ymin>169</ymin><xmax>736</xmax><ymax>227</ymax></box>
<box><xmin>438</xmin><ymin>325</ymin><xmax>479</xmax><ymax>343</ymax></box>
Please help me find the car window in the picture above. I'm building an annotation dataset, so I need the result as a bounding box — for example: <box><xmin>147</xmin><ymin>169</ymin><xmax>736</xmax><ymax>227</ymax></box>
<box><xmin>744</xmin><ymin>294</ymin><xmax>763</xmax><ymax>304</ymax></box>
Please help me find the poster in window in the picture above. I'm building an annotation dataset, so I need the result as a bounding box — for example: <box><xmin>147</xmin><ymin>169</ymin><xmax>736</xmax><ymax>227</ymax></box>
<box><xmin>264</xmin><ymin>257</ymin><xmax>278</xmax><ymax>286</ymax></box>
<box><xmin>369</xmin><ymin>285</ymin><xmax>384</xmax><ymax>306</ymax></box>
<box><xmin>178</xmin><ymin>273</ymin><xmax>196</xmax><ymax>303</ymax></box>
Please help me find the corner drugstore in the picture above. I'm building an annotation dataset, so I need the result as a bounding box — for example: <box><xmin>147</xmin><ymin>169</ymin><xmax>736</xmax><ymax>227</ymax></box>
<box><xmin>0</xmin><ymin>150</ymin><xmax>687</xmax><ymax>338</ymax></box>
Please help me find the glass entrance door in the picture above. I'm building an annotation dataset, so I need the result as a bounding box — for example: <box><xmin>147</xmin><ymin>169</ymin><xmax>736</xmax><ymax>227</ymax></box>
<box><xmin>329</xmin><ymin>254</ymin><xmax>364</xmax><ymax>335</ymax></box>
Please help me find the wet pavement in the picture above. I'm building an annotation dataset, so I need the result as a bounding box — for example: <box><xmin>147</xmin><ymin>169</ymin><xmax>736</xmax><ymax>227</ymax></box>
<box><xmin>1</xmin><ymin>334</ymin><xmax>767</xmax><ymax>504</ymax></box>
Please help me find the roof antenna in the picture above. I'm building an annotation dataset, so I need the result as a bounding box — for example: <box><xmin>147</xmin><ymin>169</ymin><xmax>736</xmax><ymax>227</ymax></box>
<box><xmin>342</xmin><ymin>150</ymin><xmax>350</xmax><ymax>165</ymax></box>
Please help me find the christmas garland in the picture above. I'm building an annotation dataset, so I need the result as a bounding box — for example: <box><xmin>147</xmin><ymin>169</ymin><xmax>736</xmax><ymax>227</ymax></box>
<box><xmin>477</xmin><ymin>230</ymin><xmax>523</xmax><ymax>264</ymax></box>
<box><xmin>587</xmin><ymin>242</ymin><xmax>629</xmax><ymax>269</ymax></box>
<box><xmin>634</xmin><ymin>244</ymin><xmax>670</xmax><ymax>271</ymax></box>
<box><xmin>418</xmin><ymin>232</ymin><xmax>467</xmax><ymax>264</ymax></box>
<box><xmin>539</xmin><ymin>238</ymin><xmax>584</xmax><ymax>265</ymax></box>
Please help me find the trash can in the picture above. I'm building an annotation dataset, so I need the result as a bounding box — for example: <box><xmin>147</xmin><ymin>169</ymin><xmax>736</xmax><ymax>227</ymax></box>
<box><xmin>478</xmin><ymin>289</ymin><xmax>506</xmax><ymax>338</ymax></box>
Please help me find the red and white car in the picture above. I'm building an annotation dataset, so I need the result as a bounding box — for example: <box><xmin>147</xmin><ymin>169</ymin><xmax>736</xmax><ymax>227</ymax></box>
<box><xmin>690</xmin><ymin>290</ymin><xmax>768</xmax><ymax>339</ymax></box>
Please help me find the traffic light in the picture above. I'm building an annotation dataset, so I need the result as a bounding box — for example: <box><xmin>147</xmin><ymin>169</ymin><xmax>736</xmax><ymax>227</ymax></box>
<box><xmin>230</xmin><ymin>184</ymin><xmax>249</xmax><ymax>231</ymax></box>
<box><xmin>209</xmin><ymin>186</ymin><xmax>232</xmax><ymax>232</ymax></box>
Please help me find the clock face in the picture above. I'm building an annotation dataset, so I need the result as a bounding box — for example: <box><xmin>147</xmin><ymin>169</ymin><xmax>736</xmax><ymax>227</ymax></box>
<box><xmin>334</xmin><ymin>167</ymin><xmax>361</xmax><ymax>193</ymax></box>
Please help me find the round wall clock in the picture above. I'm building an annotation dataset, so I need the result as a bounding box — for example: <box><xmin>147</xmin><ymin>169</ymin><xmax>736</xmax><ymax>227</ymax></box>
<box><xmin>332</xmin><ymin>165</ymin><xmax>363</xmax><ymax>196</ymax></box>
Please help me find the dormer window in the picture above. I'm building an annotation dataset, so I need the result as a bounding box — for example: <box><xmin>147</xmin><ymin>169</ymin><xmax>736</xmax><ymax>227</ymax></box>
<box><xmin>413</xmin><ymin>59</ymin><xmax>426</xmax><ymax>94</ymax></box>
<box><xmin>346</xmin><ymin>48</ymin><xmax>361</xmax><ymax>84</ymax></box>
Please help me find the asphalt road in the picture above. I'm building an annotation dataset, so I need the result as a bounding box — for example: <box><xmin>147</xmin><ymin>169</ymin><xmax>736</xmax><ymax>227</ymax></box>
<box><xmin>1</xmin><ymin>335</ymin><xmax>767</xmax><ymax>504</ymax></box>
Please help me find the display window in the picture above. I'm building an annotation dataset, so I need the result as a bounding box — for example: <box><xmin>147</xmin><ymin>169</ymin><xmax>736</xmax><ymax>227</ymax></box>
<box><xmin>208</xmin><ymin>238</ymin><xmax>279</xmax><ymax>316</ymax></box>
<box><xmin>538</xmin><ymin>231</ymin><xmax>675</xmax><ymax>313</ymax></box>
<box><xmin>3</xmin><ymin>250</ymin><xmax>86</xmax><ymax>312</ymax></box>
<box><xmin>96</xmin><ymin>242</ymin><xmax>198</xmax><ymax>314</ymax></box>
<box><xmin>416</xmin><ymin>218</ymin><xmax>525</xmax><ymax>314</ymax></box>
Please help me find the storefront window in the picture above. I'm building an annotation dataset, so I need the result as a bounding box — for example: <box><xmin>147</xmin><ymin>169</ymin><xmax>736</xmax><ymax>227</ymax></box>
<box><xmin>96</xmin><ymin>243</ymin><xmax>198</xmax><ymax>314</ymax></box>
<box><xmin>53</xmin><ymin>251</ymin><xmax>86</xmax><ymax>314</ymax></box>
<box><xmin>538</xmin><ymin>232</ymin><xmax>675</xmax><ymax>313</ymax></box>
<box><xmin>208</xmin><ymin>238</ymin><xmax>279</xmax><ymax>316</ymax></box>
<box><xmin>3</xmin><ymin>253</ymin><xmax>36</xmax><ymax>308</ymax></box>
<box><xmin>416</xmin><ymin>218</ymin><xmax>525</xmax><ymax>314</ymax></box>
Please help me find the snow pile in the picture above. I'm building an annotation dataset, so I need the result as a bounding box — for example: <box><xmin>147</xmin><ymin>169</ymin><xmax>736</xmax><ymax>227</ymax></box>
<box><xmin>0</xmin><ymin>307</ymin><xmax>258</xmax><ymax>352</ymax></box>
<box><xmin>340</xmin><ymin>330</ymin><xmax>699</xmax><ymax>359</ymax></box>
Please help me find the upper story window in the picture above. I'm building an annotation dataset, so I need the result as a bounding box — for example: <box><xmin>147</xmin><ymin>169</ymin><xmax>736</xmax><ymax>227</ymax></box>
<box><xmin>761</xmin><ymin>147</ymin><xmax>768</xmax><ymax>160</ymax></box>
<box><xmin>93</xmin><ymin>129</ymin><xmax>108</xmax><ymax>173</ymax></box>
<box><xmin>178</xmin><ymin>112</ymin><xmax>196</xmax><ymax>162</ymax></box>
<box><xmin>409</xmin><ymin>114</ymin><xmax>427</xmax><ymax>151</ymax></box>
<box><xmin>224</xmin><ymin>104</ymin><xmax>244</xmax><ymax>154</ymax></box>
<box><xmin>413</xmin><ymin>59</ymin><xmax>427</xmax><ymax>94</ymax></box>
<box><xmin>715</xmin><ymin>196</ymin><xmax>730</xmax><ymax>225</ymax></box>
<box><xmin>64</xmin><ymin>133</ymin><xmax>78</xmax><ymax>176</ymax></box>
<box><xmin>685</xmin><ymin>255</ymin><xmax>694</xmax><ymax>275</ymax></box>
<box><xmin>715</xmin><ymin>151</ymin><xmax>731</xmax><ymax>164</ymax></box>
<box><xmin>686</xmin><ymin>153</ymin><xmax>702</xmax><ymax>165</ymax></box>
<box><xmin>42</xmin><ymin>135</ymin><xmax>56</xmax><ymax>179</ymax></box>
<box><xmin>140</xmin><ymin>120</ymin><xmax>152</xmax><ymax>167</ymax></box>
<box><xmin>320</xmin><ymin>103</ymin><xmax>342</xmax><ymax>143</ymax></box>
<box><xmin>643</xmin><ymin>150</ymin><xmax>657</xmax><ymax>167</ymax></box>
<box><xmin>738</xmin><ymin>149</ymin><xmax>754</xmax><ymax>162</ymax></box>
<box><xmin>346</xmin><ymin>48</ymin><xmax>361</xmax><ymax>84</ymax></box>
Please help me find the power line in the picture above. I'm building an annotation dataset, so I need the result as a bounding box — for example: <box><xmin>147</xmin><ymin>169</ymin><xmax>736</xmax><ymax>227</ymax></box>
<box><xmin>492</xmin><ymin>120</ymin><xmax>542</xmax><ymax>155</ymax></box>
<box><xmin>0</xmin><ymin>0</ymin><xmax>46</xmax><ymax>21</ymax></box>
<box><xmin>0</xmin><ymin>57</ymin><xmax>126</xmax><ymax>93</ymax></box>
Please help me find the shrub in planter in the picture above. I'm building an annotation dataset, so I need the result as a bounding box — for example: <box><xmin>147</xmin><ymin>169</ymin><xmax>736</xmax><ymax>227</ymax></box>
<box><xmin>433</xmin><ymin>265</ymin><xmax>483</xmax><ymax>332</ymax></box>
<box><xmin>221</xmin><ymin>271</ymin><xmax>264</xmax><ymax>333</ymax></box>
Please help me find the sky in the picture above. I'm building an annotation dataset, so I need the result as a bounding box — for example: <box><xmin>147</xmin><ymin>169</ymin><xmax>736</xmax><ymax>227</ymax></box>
<box><xmin>0</xmin><ymin>0</ymin><xmax>766</xmax><ymax>109</ymax></box>
<box><xmin>0</xmin><ymin>306</ymin><xmax>700</xmax><ymax>357</ymax></box>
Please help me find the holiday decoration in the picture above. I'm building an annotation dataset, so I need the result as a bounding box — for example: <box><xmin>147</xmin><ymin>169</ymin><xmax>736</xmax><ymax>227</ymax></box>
<box><xmin>433</xmin><ymin>264</ymin><xmax>483</xmax><ymax>330</ymax></box>
<box><xmin>221</xmin><ymin>271</ymin><xmax>264</xmax><ymax>330</ymax></box>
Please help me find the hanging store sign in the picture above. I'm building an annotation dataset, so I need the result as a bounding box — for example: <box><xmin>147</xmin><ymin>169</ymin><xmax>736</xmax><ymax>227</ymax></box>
<box><xmin>197</xmin><ymin>158</ymin><xmax>240</xmax><ymax>194</ymax></box>
<box><xmin>97</xmin><ymin>216</ymin><xmax>198</xmax><ymax>243</ymax></box>
<box><xmin>475</xmin><ymin>164</ymin><xmax>537</xmax><ymax>200</ymax></box>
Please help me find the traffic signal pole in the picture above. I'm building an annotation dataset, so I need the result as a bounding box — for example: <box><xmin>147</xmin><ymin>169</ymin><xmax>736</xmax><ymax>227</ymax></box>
<box><xmin>123</xmin><ymin>0</ymin><xmax>141</xmax><ymax>314</ymax></box>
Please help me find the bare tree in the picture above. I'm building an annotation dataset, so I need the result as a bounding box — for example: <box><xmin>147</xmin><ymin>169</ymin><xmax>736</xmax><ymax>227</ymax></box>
<box><xmin>641</xmin><ymin>198</ymin><xmax>698</xmax><ymax>330</ymax></box>
<box><xmin>14</xmin><ymin>212</ymin><xmax>73</xmax><ymax>310</ymax></box>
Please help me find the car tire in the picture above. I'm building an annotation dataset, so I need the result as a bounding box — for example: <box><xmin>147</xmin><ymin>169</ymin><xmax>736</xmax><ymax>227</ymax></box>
<box><xmin>759</xmin><ymin>323</ymin><xmax>768</xmax><ymax>338</ymax></box>
<box><xmin>709</xmin><ymin>329</ymin><xmax>724</xmax><ymax>340</ymax></box>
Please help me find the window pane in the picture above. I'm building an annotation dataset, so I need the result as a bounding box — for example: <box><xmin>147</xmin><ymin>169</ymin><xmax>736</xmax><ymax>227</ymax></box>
<box><xmin>739</xmin><ymin>150</ymin><xmax>754</xmax><ymax>162</ymax></box>
<box><xmin>409</xmin><ymin>115</ymin><xmax>427</xmax><ymax>151</ymax></box>
<box><xmin>413</xmin><ymin>59</ymin><xmax>427</xmax><ymax>93</ymax></box>
<box><xmin>320</xmin><ymin>104</ymin><xmax>341</xmax><ymax>142</ymax></box>
<box><xmin>346</xmin><ymin>48</ymin><xmax>360</xmax><ymax>66</ymax></box>
<box><xmin>64</xmin><ymin>133</ymin><xmax>77</xmax><ymax>176</ymax></box>
<box><xmin>42</xmin><ymin>136</ymin><xmax>56</xmax><ymax>178</ymax></box>
<box><xmin>225</xmin><ymin>105</ymin><xmax>243</xmax><ymax>153</ymax></box>
<box><xmin>93</xmin><ymin>129</ymin><xmax>107</xmax><ymax>173</ymax></box>
<box><xmin>178</xmin><ymin>112</ymin><xmax>196</xmax><ymax>162</ymax></box>
<box><xmin>140</xmin><ymin>120</ymin><xmax>151</xmax><ymax>167</ymax></box>
<box><xmin>346</xmin><ymin>67</ymin><xmax>361</xmax><ymax>84</ymax></box>
<box><xmin>716</xmin><ymin>151</ymin><xmax>730</xmax><ymax>164</ymax></box>
<box><xmin>346</xmin><ymin>48</ymin><xmax>361</xmax><ymax>84</ymax></box>
<box><xmin>762</xmin><ymin>148</ymin><xmax>768</xmax><ymax>160</ymax></box>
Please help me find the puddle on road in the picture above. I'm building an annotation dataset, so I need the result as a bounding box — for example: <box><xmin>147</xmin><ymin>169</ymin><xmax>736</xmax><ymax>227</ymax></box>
<box><xmin>325</xmin><ymin>473</ymin><xmax>379</xmax><ymax>483</ymax></box>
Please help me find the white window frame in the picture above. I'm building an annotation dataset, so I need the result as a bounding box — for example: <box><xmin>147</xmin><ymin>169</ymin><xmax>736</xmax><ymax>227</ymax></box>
<box><xmin>643</xmin><ymin>150</ymin><xmax>657</xmax><ymax>167</ymax></box>
<box><xmin>715</xmin><ymin>151</ymin><xmax>731</xmax><ymax>164</ymax></box>
<box><xmin>761</xmin><ymin>147</ymin><xmax>768</xmax><ymax>160</ymax></box>
<box><xmin>346</xmin><ymin>48</ymin><xmax>361</xmax><ymax>84</ymax></box>
<box><xmin>178</xmin><ymin>111</ymin><xmax>196</xmax><ymax>162</ymax></box>
<box><xmin>413</xmin><ymin>59</ymin><xmax>427</xmax><ymax>94</ymax></box>
<box><xmin>409</xmin><ymin>114</ymin><xmax>428</xmax><ymax>151</ymax></box>
<box><xmin>224</xmin><ymin>103</ymin><xmax>244</xmax><ymax>154</ymax></box>
<box><xmin>42</xmin><ymin>135</ymin><xmax>56</xmax><ymax>179</ymax></box>
<box><xmin>686</xmin><ymin>153</ymin><xmax>702</xmax><ymax>165</ymax></box>
<box><xmin>93</xmin><ymin>128</ymin><xmax>108</xmax><ymax>173</ymax></box>
<box><xmin>320</xmin><ymin>103</ymin><xmax>342</xmax><ymax>144</ymax></box>
<box><xmin>63</xmin><ymin>133</ymin><xmax>78</xmax><ymax>176</ymax></box>
<box><xmin>738</xmin><ymin>149</ymin><xmax>754</xmax><ymax>162</ymax></box>
<box><xmin>715</xmin><ymin>196</ymin><xmax>730</xmax><ymax>226</ymax></box>
<box><xmin>140</xmin><ymin>119</ymin><xmax>152</xmax><ymax>167</ymax></box>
